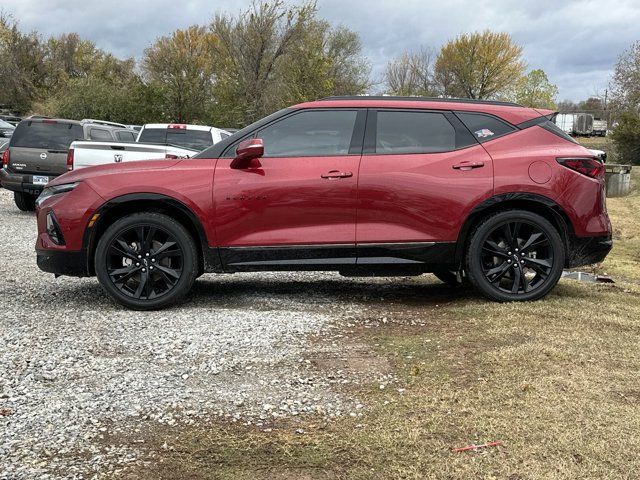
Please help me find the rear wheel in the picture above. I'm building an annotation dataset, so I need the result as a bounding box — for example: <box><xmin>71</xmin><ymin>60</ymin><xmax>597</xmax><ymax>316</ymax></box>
<box><xmin>465</xmin><ymin>210</ymin><xmax>565</xmax><ymax>302</ymax></box>
<box><xmin>14</xmin><ymin>192</ymin><xmax>36</xmax><ymax>211</ymax></box>
<box><xmin>95</xmin><ymin>212</ymin><xmax>198</xmax><ymax>310</ymax></box>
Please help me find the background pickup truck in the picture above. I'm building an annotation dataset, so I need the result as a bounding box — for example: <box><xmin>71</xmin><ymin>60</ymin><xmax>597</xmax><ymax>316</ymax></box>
<box><xmin>69</xmin><ymin>123</ymin><xmax>231</xmax><ymax>170</ymax></box>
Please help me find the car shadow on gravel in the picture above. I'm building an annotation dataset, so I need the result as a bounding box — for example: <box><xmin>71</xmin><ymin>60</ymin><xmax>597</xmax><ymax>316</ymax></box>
<box><xmin>189</xmin><ymin>274</ymin><xmax>479</xmax><ymax>311</ymax></box>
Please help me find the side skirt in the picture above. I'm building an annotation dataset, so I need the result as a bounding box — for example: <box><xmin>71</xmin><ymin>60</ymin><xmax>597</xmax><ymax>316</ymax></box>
<box><xmin>213</xmin><ymin>242</ymin><xmax>457</xmax><ymax>274</ymax></box>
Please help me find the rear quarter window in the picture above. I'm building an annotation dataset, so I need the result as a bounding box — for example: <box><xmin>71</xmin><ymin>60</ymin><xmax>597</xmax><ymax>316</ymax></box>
<box><xmin>456</xmin><ymin>112</ymin><xmax>516</xmax><ymax>142</ymax></box>
<box><xmin>10</xmin><ymin>121</ymin><xmax>83</xmax><ymax>150</ymax></box>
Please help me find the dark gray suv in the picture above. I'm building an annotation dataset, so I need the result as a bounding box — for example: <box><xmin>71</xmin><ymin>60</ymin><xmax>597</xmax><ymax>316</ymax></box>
<box><xmin>0</xmin><ymin>117</ymin><xmax>136</xmax><ymax>211</ymax></box>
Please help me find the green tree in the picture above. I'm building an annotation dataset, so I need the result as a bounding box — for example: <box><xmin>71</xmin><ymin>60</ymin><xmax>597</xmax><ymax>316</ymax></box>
<box><xmin>434</xmin><ymin>30</ymin><xmax>525</xmax><ymax>99</ymax></box>
<box><xmin>142</xmin><ymin>25</ymin><xmax>218</xmax><ymax>123</ymax></box>
<box><xmin>513</xmin><ymin>69</ymin><xmax>558</xmax><ymax>109</ymax></box>
<box><xmin>0</xmin><ymin>13</ymin><xmax>46</xmax><ymax>113</ymax></box>
<box><xmin>611</xmin><ymin>112</ymin><xmax>640</xmax><ymax>164</ymax></box>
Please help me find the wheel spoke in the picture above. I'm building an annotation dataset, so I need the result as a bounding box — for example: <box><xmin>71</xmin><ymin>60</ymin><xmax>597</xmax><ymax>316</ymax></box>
<box><xmin>134</xmin><ymin>270</ymin><xmax>148</xmax><ymax>298</ymax></box>
<box><xmin>511</xmin><ymin>268</ymin><xmax>521</xmax><ymax>293</ymax></box>
<box><xmin>113</xmin><ymin>240</ymin><xmax>138</xmax><ymax>260</ymax></box>
<box><xmin>520</xmin><ymin>232</ymin><xmax>545</xmax><ymax>252</ymax></box>
<box><xmin>524</xmin><ymin>257</ymin><xmax>552</xmax><ymax>269</ymax></box>
<box><xmin>153</xmin><ymin>241</ymin><xmax>177</xmax><ymax>257</ymax></box>
<box><xmin>155</xmin><ymin>264</ymin><xmax>181</xmax><ymax>280</ymax></box>
<box><xmin>144</xmin><ymin>227</ymin><xmax>157</xmax><ymax>252</ymax></box>
<box><xmin>483</xmin><ymin>240</ymin><xmax>509</xmax><ymax>258</ymax></box>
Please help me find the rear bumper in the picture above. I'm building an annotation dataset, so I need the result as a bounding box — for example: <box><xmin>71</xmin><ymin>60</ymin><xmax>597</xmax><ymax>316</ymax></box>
<box><xmin>566</xmin><ymin>235</ymin><xmax>613</xmax><ymax>268</ymax></box>
<box><xmin>0</xmin><ymin>169</ymin><xmax>54</xmax><ymax>195</ymax></box>
<box><xmin>36</xmin><ymin>248</ymin><xmax>90</xmax><ymax>277</ymax></box>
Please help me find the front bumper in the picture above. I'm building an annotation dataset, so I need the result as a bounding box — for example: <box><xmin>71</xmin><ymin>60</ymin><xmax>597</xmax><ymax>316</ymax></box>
<box><xmin>0</xmin><ymin>169</ymin><xmax>53</xmax><ymax>195</ymax></box>
<box><xmin>566</xmin><ymin>235</ymin><xmax>613</xmax><ymax>268</ymax></box>
<box><xmin>36</xmin><ymin>248</ymin><xmax>90</xmax><ymax>277</ymax></box>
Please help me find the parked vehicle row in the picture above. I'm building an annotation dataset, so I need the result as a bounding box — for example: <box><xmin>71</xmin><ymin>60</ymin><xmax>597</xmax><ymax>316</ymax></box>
<box><xmin>69</xmin><ymin>124</ymin><xmax>231</xmax><ymax>171</ymax></box>
<box><xmin>1</xmin><ymin>118</ymin><xmax>230</xmax><ymax>210</ymax></box>
<box><xmin>32</xmin><ymin>96</ymin><xmax>612</xmax><ymax>310</ymax></box>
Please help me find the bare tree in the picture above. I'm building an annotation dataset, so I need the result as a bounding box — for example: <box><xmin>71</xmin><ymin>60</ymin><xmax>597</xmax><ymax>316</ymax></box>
<box><xmin>384</xmin><ymin>48</ymin><xmax>438</xmax><ymax>96</ymax></box>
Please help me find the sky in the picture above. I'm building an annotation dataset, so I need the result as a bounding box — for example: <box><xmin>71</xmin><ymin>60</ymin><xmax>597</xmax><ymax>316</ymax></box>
<box><xmin>3</xmin><ymin>0</ymin><xmax>639</xmax><ymax>101</ymax></box>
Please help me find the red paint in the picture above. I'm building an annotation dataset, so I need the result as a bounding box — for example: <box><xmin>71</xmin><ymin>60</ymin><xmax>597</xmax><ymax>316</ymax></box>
<box><xmin>35</xmin><ymin>98</ymin><xmax>611</xmax><ymax>262</ymax></box>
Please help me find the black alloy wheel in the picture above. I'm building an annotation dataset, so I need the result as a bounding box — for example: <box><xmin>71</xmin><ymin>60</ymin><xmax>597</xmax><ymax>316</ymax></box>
<box><xmin>106</xmin><ymin>225</ymin><xmax>183</xmax><ymax>300</ymax></box>
<box><xmin>95</xmin><ymin>212</ymin><xmax>198</xmax><ymax>310</ymax></box>
<box><xmin>466</xmin><ymin>210</ymin><xmax>565</xmax><ymax>302</ymax></box>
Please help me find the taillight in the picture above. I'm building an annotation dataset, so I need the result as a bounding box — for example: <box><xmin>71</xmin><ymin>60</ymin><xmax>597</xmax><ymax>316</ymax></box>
<box><xmin>557</xmin><ymin>157</ymin><xmax>605</xmax><ymax>180</ymax></box>
<box><xmin>1</xmin><ymin>149</ymin><xmax>9</xmax><ymax>168</ymax></box>
<box><xmin>168</xmin><ymin>124</ymin><xmax>187</xmax><ymax>130</ymax></box>
<box><xmin>66</xmin><ymin>148</ymin><xmax>74</xmax><ymax>171</ymax></box>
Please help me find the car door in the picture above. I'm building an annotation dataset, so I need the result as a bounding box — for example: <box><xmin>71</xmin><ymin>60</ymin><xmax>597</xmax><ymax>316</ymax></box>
<box><xmin>356</xmin><ymin>109</ymin><xmax>494</xmax><ymax>264</ymax></box>
<box><xmin>213</xmin><ymin>108</ymin><xmax>365</xmax><ymax>270</ymax></box>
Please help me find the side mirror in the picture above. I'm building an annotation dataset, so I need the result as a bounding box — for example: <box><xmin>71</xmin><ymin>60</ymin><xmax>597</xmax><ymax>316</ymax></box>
<box><xmin>231</xmin><ymin>138</ymin><xmax>264</xmax><ymax>169</ymax></box>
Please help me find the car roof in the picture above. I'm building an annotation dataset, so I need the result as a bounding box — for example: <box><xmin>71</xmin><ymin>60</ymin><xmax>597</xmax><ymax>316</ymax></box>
<box><xmin>293</xmin><ymin>96</ymin><xmax>554</xmax><ymax>125</ymax></box>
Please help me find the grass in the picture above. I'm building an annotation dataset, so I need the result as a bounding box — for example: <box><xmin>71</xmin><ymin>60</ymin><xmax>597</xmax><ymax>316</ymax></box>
<box><xmin>125</xmin><ymin>172</ymin><xmax>640</xmax><ymax>480</ymax></box>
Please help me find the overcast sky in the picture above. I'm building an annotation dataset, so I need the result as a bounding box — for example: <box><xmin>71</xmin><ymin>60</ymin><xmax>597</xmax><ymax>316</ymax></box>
<box><xmin>3</xmin><ymin>0</ymin><xmax>639</xmax><ymax>101</ymax></box>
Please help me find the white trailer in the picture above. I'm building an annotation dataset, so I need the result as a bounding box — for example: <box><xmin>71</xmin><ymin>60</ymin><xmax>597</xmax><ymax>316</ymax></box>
<box><xmin>555</xmin><ymin>114</ymin><xmax>575</xmax><ymax>134</ymax></box>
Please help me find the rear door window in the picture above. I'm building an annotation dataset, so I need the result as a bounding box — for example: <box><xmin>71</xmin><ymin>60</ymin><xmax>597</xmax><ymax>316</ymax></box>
<box><xmin>116</xmin><ymin>131</ymin><xmax>137</xmax><ymax>142</ymax></box>
<box><xmin>456</xmin><ymin>112</ymin><xmax>516</xmax><ymax>142</ymax></box>
<box><xmin>89</xmin><ymin>128</ymin><xmax>113</xmax><ymax>141</ymax></box>
<box><xmin>257</xmin><ymin>110</ymin><xmax>358</xmax><ymax>157</ymax></box>
<box><xmin>10</xmin><ymin>121</ymin><xmax>83</xmax><ymax>150</ymax></box>
<box><xmin>375</xmin><ymin>111</ymin><xmax>457</xmax><ymax>154</ymax></box>
<box><xmin>138</xmin><ymin>128</ymin><xmax>213</xmax><ymax>151</ymax></box>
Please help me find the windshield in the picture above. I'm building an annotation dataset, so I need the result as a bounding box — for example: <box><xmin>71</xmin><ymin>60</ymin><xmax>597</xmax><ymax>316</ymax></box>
<box><xmin>10</xmin><ymin>121</ymin><xmax>83</xmax><ymax>150</ymax></box>
<box><xmin>138</xmin><ymin>128</ymin><xmax>213</xmax><ymax>151</ymax></box>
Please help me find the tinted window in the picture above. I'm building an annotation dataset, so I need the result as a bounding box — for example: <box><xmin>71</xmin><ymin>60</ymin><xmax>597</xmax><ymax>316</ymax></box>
<box><xmin>10</xmin><ymin>121</ymin><xmax>83</xmax><ymax>150</ymax></box>
<box><xmin>375</xmin><ymin>111</ymin><xmax>456</xmax><ymax>154</ymax></box>
<box><xmin>166</xmin><ymin>130</ymin><xmax>212</xmax><ymax>150</ymax></box>
<box><xmin>258</xmin><ymin>110</ymin><xmax>357</xmax><ymax>157</ymax></box>
<box><xmin>541</xmin><ymin>120</ymin><xmax>578</xmax><ymax>144</ymax></box>
<box><xmin>137</xmin><ymin>128</ymin><xmax>165</xmax><ymax>144</ymax></box>
<box><xmin>456</xmin><ymin>113</ymin><xmax>515</xmax><ymax>142</ymax></box>
<box><xmin>138</xmin><ymin>128</ymin><xmax>213</xmax><ymax>151</ymax></box>
<box><xmin>116</xmin><ymin>131</ymin><xmax>137</xmax><ymax>142</ymax></box>
<box><xmin>89</xmin><ymin>128</ymin><xmax>113</xmax><ymax>141</ymax></box>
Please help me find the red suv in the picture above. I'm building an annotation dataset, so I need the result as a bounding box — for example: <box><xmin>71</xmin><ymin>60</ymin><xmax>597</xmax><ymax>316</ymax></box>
<box><xmin>34</xmin><ymin>97</ymin><xmax>612</xmax><ymax>310</ymax></box>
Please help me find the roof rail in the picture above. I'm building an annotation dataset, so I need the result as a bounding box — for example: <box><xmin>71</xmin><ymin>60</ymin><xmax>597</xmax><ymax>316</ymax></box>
<box><xmin>319</xmin><ymin>96</ymin><xmax>522</xmax><ymax>107</ymax></box>
<box><xmin>81</xmin><ymin>119</ymin><xmax>128</xmax><ymax>128</ymax></box>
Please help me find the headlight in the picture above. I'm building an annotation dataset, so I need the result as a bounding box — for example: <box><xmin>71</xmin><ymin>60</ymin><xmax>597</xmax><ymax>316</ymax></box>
<box><xmin>36</xmin><ymin>182</ymin><xmax>79</xmax><ymax>207</ymax></box>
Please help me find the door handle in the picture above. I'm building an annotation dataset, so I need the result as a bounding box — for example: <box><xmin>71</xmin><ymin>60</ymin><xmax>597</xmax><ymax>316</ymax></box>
<box><xmin>321</xmin><ymin>170</ymin><xmax>353</xmax><ymax>179</ymax></box>
<box><xmin>452</xmin><ymin>161</ymin><xmax>485</xmax><ymax>170</ymax></box>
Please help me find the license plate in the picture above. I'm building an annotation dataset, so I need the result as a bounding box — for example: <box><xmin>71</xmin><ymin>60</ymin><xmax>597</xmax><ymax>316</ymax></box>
<box><xmin>32</xmin><ymin>175</ymin><xmax>49</xmax><ymax>185</ymax></box>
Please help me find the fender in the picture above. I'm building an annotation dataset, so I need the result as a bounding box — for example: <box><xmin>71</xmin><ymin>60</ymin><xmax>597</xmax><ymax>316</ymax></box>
<box><xmin>454</xmin><ymin>192</ymin><xmax>574</xmax><ymax>265</ymax></box>
<box><xmin>82</xmin><ymin>193</ymin><xmax>223</xmax><ymax>274</ymax></box>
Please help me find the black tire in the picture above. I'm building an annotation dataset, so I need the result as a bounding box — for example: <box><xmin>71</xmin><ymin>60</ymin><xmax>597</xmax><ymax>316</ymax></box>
<box><xmin>95</xmin><ymin>212</ymin><xmax>198</xmax><ymax>310</ymax></box>
<box><xmin>14</xmin><ymin>192</ymin><xmax>36</xmax><ymax>211</ymax></box>
<box><xmin>465</xmin><ymin>210</ymin><xmax>565</xmax><ymax>302</ymax></box>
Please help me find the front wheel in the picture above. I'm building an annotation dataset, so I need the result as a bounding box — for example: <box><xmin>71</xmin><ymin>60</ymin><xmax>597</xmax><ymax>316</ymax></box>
<box><xmin>465</xmin><ymin>210</ymin><xmax>565</xmax><ymax>302</ymax></box>
<box><xmin>95</xmin><ymin>212</ymin><xmax>198</xmax><ymax>310</ymax></box>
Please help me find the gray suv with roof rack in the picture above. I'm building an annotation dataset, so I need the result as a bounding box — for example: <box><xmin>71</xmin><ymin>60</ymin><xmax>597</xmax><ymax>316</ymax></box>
<box><xmin>0</xmin><ymin>117</ymin><xmax>137</xmax><ymax>211</ymax></box>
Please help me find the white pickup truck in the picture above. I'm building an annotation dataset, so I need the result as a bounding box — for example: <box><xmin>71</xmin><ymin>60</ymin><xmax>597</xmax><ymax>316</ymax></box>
<box><xmin>69</xmin><ymin>123</ymin><xmax>231</xmax><ymax>170</ymax></box>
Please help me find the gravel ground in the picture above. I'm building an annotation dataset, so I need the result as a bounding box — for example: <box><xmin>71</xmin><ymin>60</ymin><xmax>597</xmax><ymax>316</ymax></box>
<box><xmin>0</xmin><ymin>188</ymin><xmax>404</xmax><ymax>479</ymax></box>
